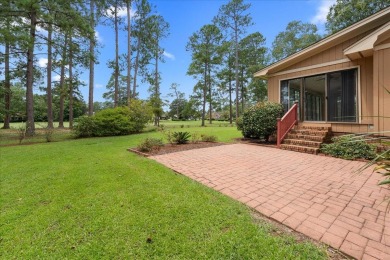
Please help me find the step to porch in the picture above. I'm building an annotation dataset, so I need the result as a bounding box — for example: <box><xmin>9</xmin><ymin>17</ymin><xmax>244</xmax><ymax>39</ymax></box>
<box><xmin>280</xmin><ymin>125</ymin><xmax>332</xmax><ymax>155</ymax></box>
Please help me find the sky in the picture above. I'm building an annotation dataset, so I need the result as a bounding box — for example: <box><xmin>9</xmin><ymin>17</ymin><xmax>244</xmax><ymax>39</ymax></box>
<box><xmin>39</xmin><ymin>0</ymin><xmax>336</xmax><ymax>104</ymax></box>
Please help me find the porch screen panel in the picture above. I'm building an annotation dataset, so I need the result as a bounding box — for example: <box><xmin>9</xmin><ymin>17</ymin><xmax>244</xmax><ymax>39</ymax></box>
<box><xmin>280</xmin><ymin>80</ymin><xmax>289</xmax><ymax>113</ymax></box>
<box><xmin>327</xmin><ymin>69</ymin><xmax>357</xmax><ymax>122</ymax></box>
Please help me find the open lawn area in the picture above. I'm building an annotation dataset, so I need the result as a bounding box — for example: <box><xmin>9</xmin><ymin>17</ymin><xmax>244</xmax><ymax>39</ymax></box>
<box><xmin>1</xmin><ymin>122</ymin><xmax>329</xmax><ymax>258</ymax></box>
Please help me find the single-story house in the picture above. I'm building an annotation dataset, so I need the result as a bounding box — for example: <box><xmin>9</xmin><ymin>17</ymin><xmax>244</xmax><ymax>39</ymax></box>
<box><xmin>255</xmin><ymin>7</ymin><xmax>390</xmax><ymax>145</ymax></box>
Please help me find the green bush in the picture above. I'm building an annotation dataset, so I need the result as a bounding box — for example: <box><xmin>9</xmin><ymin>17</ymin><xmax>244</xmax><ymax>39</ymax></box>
<box><xmin>137</xmin><ymin>138</ymin><xmax>164</xmax><ymax>153</ymax></box>
<box><xmin>191</xmin><ymin>132</ymin><xmax>201</xmax><ymax>143</ymax></box>
<box><xmin>92</xmin><ymin>107</ymin><xmax>135</xmax><ymax>136</ymax></box>
<box><xmin>236</xmin><ymin>117</ymin><xmax>243</xmax><ymax>131</ymax></box>
<box><xmin>321</xmin><ymin>135</ymin><xmax>377</xmax><ymax>160</ymax></box>
<box><xmin>201</xmin><ymin>134</ymin><xmax>217</xmax><ymax>142</ymax></box>
<box><xmin>241</xmin><ymin>102</ymin><xmax>284</xmax><ymax>141</ymax></box>
<box><xmin>73</xmin><ymin>103</ymin><xmax>152</xmax><ymax>138</ymax></box>
<box><xmin>172</xmin><ymin>131</ymin><xmax>191</xmax><ymax>144</ymax></box>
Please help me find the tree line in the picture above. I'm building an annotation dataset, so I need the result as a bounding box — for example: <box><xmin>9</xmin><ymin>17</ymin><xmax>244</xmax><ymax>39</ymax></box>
<box><xmin>0</xmin><ymin>0</ymin><xmax>169</xmax><ymax>135</ymax></box>
<box><xmin>1</xmin><ymin>0</ymin><xmax>389</xmax><ymax>133</ymax></box>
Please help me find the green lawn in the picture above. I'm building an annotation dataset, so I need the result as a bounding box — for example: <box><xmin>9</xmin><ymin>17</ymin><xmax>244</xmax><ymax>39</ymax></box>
<box><xmin>0</xmin><ymin>120</ymin><xmax>239</xmax><ymax>146</ymax></box>
<box><xmin>0</xmin><ymin>123</ymin><xmax>328</xmax><ymax>259</ymax></box>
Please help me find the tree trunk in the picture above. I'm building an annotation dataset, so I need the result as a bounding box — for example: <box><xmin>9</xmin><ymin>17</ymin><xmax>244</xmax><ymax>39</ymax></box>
<box><xmin>132</xmin><ymin>37</ymin><xmax>141</xmax><ymax>99</ymax></box>
<box><xmin>114</xmin><ymin>3</ymin><xmax>119</xmax><ymax>107</ymax></box>
<box><xmin>229</xmin><ymin>76</ymin><xmax>233</xmax><ymax>124</ymax></box>
<box><xmin>47</xmin><ymin>23</ymin><xmax>54</xmax><ymax>128</ymax></box>
<box><xmin>201</xmin><ymin>64</ymin><xmax>207</xmax><ymax>127</ymax></box>
<box><xmin>234</xmin><ymin>24</ymin><xmax>239</xmax><ymax>119</ymax></box>
<box><xmin>241</xmin><ymin>69</ymin><xmax>245</xmax><ymax>113</ymax></box>
<box><xmin>3</xmin><ymin>37</ymin><xmax>11</xmax><ymax>129</ymax></box>
<box><xmin>88</xmin><ymin>0</ymin><xmax>95</xmax><ymax>116</ymax></box>
<box><xmin>154</xmin><ymin>49</ymin><xmax>159</xmax><ymax>126</ymax></box>
<box><xmin>58</xmin><ymin>34</ymin><xmax>67</xmax><ymax>129</ymax></box>
<box><xmin>208</xmin><ymin>65</ymin><xmax>212</xmax><ymax>124</ymax></box>
<box><xmin>25</xmin><ymin>10</ymin><xmax>37</xmax><ymax>136</ymax></box>
<box><xmin>126</xmin><ymin>0</ymin><xmax>132</xmax><ymax>104</ymax></box>
<box><xmin>68</xmin><ymin>35</ymin><xmax>74</xmax><ymax>129</ymax></box>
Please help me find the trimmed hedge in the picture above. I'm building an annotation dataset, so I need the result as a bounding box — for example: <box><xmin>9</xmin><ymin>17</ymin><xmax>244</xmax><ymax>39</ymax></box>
<box><xmin>240</xmin><ymin>102</ymin><xmax>284</xmax><ymax>141</ymax></box>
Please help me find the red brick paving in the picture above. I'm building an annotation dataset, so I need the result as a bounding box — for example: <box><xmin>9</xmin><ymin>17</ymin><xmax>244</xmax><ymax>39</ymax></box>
<box><xmin>151</xmin><ymin>144</ymin><xmax>390</xmax><ymax>260</ymax></box>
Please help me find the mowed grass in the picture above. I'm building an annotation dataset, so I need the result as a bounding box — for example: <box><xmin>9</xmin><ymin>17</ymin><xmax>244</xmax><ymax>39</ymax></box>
<box><xmin>1</xmin><ymin>123</ymin><xmax>328</xmax><ymax>259</ymax></box>
<box><xmin>0</xmin><ymin>120</ymin><xmax>238</xmax><ymax>146</ymax></box>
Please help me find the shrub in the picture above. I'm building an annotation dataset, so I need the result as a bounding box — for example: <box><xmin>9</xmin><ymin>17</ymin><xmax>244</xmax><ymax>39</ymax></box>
<box><xmin>43</xmin><ymin>127</ymin><xmax>55</xmax><ymax>142</ymax></box>
<box><xmin>137</xmin><ymin>138</ymin><xmax>164</xmax><ymax>153</ymax></box>
<box><xmin>201</xmin><ymin>134</ymin><xmax>217</xmax><ymax>142</ymax></box>
<box><xmin>73</xmin><ymin>116</ymin><xmax>96</xmax><ymax>137</ymax></box>
<box><xmin>172</xmin><ymin>131</ymin><xmax>191</xmax><ymax>144</ymax></box>
<box><xmin>73</xmin><ymin>104</ymin><xmax>152</xmax><ymax>138</ymax></box>
<box><xmin>241</xmin><ymin>102</ymin><xmax>284</xmax><ymax>141</ymax></box>
<box><xmin>321</xmin><ymin>135</ymin><xmax>377</xmax><ymax>160</ymax></box>
<box><xmin>191</xmin><ymin>132</ymin><xmax>201</xmax><ymax>143</ymax></box>
<box><xmin>128</xmin><ymin>100</ymin><xmax>153</xmax><ymax>133</ymax></box>
<box><xmin>93</xmin><ymin>107</ymin><xmax>135</xmax><ymax>136</ymax></box>
<box><xmin>163</xmin><ymin>130</ymin><xmax>174</xmax><ymax>144</ymax></box>
<box><xmin>15</xmin><ymin>123</ymin><xmax>26</xmax><ymax>144</ymax></box>
<box><xmin>236</xmin><ymin>117</ymin><xmax>243</xmax><ymax>131</ymax></box>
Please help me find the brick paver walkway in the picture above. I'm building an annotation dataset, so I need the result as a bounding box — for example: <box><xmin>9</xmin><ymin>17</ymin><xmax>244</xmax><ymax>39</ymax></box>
<box><xmin>151</xmin><ymin>144</ymin><xmax>390</xmax><ymax>260</ymax></box>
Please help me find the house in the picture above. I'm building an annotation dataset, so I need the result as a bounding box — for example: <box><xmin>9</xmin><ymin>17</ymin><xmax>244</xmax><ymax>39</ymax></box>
<box><xmin>255</xmin><ymin>7</ymin><xmax>390</xmax><ymax>152</ymax></box>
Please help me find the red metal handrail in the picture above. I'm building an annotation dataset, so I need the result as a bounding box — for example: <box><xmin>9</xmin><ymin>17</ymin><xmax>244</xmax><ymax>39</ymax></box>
<box><xmin>277</xmin><ymin>102</ymin><xmax>298</xmax><ymax>148</ymax></box>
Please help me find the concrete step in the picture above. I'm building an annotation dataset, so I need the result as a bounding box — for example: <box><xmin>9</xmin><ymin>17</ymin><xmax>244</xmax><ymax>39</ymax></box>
<box><xmin>290</xmin><ymin>129</ymin><xmax>330</xmax><ymax>137</ymax></box>
<box><xmin>295</xmin><ymin>125</ymin><xmax>331</xmax><ymax>131</ymax></box>
<box><xmin>280</xmin><ymin>144</ymin><xmax>320</xmax><ymax>155</ymax></box>
<box><xmin>283</xmin><ymin>139</ymin><xmax>322</xmax><ymax>148</ymax></box>
<box><xmin>286</xmin><ymin>133</ymin><xmax>326</xmax><ymax>142</ymax></box>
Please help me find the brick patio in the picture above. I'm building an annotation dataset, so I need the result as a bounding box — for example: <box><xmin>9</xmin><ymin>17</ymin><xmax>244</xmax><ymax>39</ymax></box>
<box><xmin>151</xmin><ymin>144</ymin><xmax>390</xmax><ymax>260</ymax></box>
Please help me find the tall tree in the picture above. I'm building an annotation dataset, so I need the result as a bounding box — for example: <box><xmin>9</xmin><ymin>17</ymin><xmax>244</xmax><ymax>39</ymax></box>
<box><xmin>126</xmin><ymin>0</ymin><xmax>132</xmax><ymax>104</ymax></box>
<box><xmin>326</xmin><ymin>0</ymin><xmax>390</xmax><ymax>33</ymax></box>
<box><xmin>238</xmin><ymin>32</ymin><xmax>268</xmax><ymax>107</ymax></box>
<box><xmin>24</xmin><ymin>2</ymin><xmax>38</xmax><ymax>136</ymax></box>
<box><xmin>214</xmin><ymin>0</ymin><xmax>253</xmax><ymax>119</ymax></box>
<box><xmin>89</xmin><ymin>0</ymin><xmax>95</xmax><ymax>116</ymax></box>
<box><xmin>1</xmin><ymin>0</ymin><xmax>13</xmax><ymax>128</ymax></box>
<box><xmin>217</xmin><ymin>41</ymin><xmax>235</xmax><ymax>123</ymax></box>
<box><xmin>58</xmin><ymin>33</ymin><xmax>68</xmax><ymax>128</ymax></box>
<box><xmin>148</xmin><ymin>14</ymin><xmax>169</xmax><ymax>126</ymax></box>
<box><xmin>272</xmin><ymin>20</ymin><xmax>321</xmax><ymax>61</ymax></box>
<box><xmin>187</xmin><ymin>24</ymin><xmax>223</xmax><ymax>126</ymax></box>
<box><xmin>132</xmin><ymin>0</ymin><xmax>152</xmax><ymax>99</ymax></box>
<box><xmin>68</xmin><ymin>33</ymin><xmax>74</xmax><ymax>128</ymax></box>
<box><xmin>168</xmin><ymin>83</ymin><xmax>185</xmax><ymax>120</ymax></box>
<box><xmin>46</xmin><ymin>22</ymin><xmax>54</xmax><ymax>128</ymax></box>
<box><xmin>106</xmin><ymin>0</ymin><xmax>123</xmax><ymax>107</ymax></box>
<box><xmin>2</xmin><ymin>0</ymin><xmax>93</xmax><ymax>134</ymax></box>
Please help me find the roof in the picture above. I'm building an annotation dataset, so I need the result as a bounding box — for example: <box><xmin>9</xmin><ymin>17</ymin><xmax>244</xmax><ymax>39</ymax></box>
<box><xmin>344</xmin><ymin>22</ymin><xmax>390</xmax><ymax>60</ymax></box>
<box><xmin>254</xmin><ymin>6</ymin><xmax>390</xmax><ymax>78</ymax></box>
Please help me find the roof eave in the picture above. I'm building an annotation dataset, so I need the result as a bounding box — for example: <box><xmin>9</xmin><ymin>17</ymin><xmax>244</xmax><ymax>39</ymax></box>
<box><xmin>254</xmin><ymin>7</ymin><xmax>390</xmax><ymax>78</ymax></box>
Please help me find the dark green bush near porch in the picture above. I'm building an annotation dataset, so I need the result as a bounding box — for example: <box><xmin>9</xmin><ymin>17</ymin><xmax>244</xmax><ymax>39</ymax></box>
<box><xmin>240</xmin><ymin>102</ymin><xmax>284</xmax><ymax>141</ymax></box>
<box><xmin>321</xmin><ymin>135</ymin><xmax>377</xmax><ymax>160</ymax></box>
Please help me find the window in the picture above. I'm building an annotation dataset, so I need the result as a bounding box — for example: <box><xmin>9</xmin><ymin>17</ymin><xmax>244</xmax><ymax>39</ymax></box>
<box><xmin>280</xmin><ymin>68</ymin><xmax>358</xmax><ymax>123</ymax></box>
<box><xmin>327</xmin><ymin>69</ymin><xmax>357</xmax><ymax>122</ymax></box>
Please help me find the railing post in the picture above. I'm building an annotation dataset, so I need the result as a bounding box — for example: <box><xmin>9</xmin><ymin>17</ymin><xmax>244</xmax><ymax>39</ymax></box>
<box><xmin>294</xmin><ymin>101</ymin><xmax>299</xmax><ymax>125</ymax></box>
<box><xmin>277</xmin><ymin>118</ymin><xmax>281</xmax><ymax>148</ymax></box>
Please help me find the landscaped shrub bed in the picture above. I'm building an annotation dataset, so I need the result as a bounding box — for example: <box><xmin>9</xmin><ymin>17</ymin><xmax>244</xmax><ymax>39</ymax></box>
<box><xmin>321</xmin><ymin>135</ymin><xmax>377</xmax><ymax>160</ymax></box>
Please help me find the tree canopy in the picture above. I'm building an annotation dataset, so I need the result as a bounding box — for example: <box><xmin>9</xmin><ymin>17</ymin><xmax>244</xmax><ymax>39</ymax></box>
<box><xmin>272</xmin><ymin>20</ymin><xmax>321</xmax><ymax>62</ymax></box>
<box><xmin>326</xmin><ymin>0</ymin><xmax>390</xmax><ymax>34</ymax></box>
